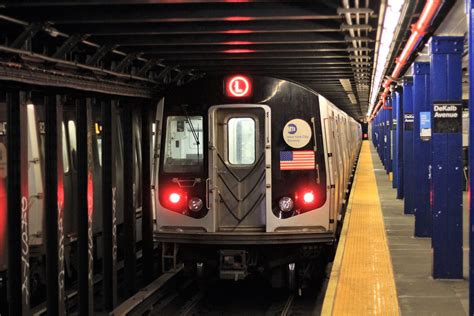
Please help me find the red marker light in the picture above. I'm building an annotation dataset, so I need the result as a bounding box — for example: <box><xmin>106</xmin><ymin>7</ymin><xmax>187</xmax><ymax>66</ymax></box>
<box><xmin>169</xmin><ymin>192</ymin><xmax>181</xmax><ymax>204</ymax></box>
<box><xmin>303</xmin><ymin>192</ymin><xmax>314</xmax><ymax>204</ymax></box>
<box><xmin>226</xmin><ymin>75</ymin><xmax>251</xmax><ymax>97</ymax></box>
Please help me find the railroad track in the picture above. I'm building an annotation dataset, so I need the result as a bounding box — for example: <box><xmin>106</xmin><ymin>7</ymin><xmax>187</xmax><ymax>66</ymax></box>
<box><xmin>110</xmin><ymin>265</ymin><xmax>184</xmax><ymax>316</ymax></box>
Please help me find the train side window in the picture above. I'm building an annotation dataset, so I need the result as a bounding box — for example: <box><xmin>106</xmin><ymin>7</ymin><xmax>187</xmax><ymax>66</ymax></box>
<box><xmin>163</xmin><ymin>115</ymin><xmax>203</xmax><ymax>173</ymax></box>
<box><xmin>68</xmin><ymin>120</ymin><xmax>77</xmax><ymax>170</ymax></box>
<box><xmin>62</xmin><ymin>122</ymin><xmax>69</xmax><ymax>173</ymax></box>
<box><xmin>228</xmin><ymin>117</ymin><xmax>255</xmax><ymax>165</ymax></box>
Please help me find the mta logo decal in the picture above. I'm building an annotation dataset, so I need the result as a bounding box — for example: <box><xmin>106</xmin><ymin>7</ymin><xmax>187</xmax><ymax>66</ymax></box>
<box><xmin>288</xmin><ymin>124</ymin><xmax>297</xmax><ymax>134</ymax></box>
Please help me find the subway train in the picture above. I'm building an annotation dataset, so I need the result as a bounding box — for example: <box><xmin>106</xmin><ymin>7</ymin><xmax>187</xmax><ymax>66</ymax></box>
<box><xmin>153</xmin><ymin>75</ymin><xmax>362</xmax><ymax>288</ymax></box>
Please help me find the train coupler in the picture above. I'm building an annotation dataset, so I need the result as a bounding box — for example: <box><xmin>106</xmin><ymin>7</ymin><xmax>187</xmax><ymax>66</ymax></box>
<box><xmin>219</xmin><ymin>249</ymin><xmax>248</xmax><ymax>281</ymax></box>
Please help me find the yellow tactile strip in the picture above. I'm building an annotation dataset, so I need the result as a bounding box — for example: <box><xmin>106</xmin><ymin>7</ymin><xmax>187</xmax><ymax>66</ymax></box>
<box><xmin>322</xmin><ymin>141</ymin><xmax>400</xmax><ymax>316</ymax></box>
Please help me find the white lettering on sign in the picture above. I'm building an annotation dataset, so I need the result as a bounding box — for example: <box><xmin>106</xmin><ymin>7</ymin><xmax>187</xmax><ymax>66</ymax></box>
<box><xmin>58</xmin><ymin>198</ymin><xmax>65</xmax><ymax>296</ymax></box>
<box><xmin>282</xmin><ymin>119</ymin><xmax>312</xmax><ymax>149</ymax></box>
<box><xmin>21</xmin><ymin>196</ymin><xmax>30</xmax><ymax>304</ymax></box>
<box><xmin>112</xmin><ymin>187</ymin><xmax>117</xmax><ymax>262</ymax></box>
<box><xmin>434</xmin><ymin>112</ymin><xmax>458</xmax><ymax>118</ymax></box>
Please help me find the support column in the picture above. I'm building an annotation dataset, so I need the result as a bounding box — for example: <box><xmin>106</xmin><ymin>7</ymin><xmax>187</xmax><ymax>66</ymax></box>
<box><xmin>6</xmin><ymin>90</ymin><xmax>22</xmax><ymax>315</ymax></box>
<box><xmin>101</xmin><ymin>99</ymin><xmax>117</xmax><ymax>310</ymax></box>
<box><xmin>403</xmin><ymin>78</ymin><xmax>414</xmax><ymax>214</ymax></box>
<box><xmin>141</xmin><ymin>104</ymin><xmax>154</xmax><ymax>284</ymax></box>
<box><xmin>44</xmin><ymin>94</ymin><xmax>66</xmax><ymax>314</ymax></box>
<box><xmin>429</xmin><ymin>36</ymin><xmax>463</xmax><ymax>279</ymax></box>
<box><xmin>381</xmin><ymin>108</ymin><xmax>386</xmax><ymax>166</ymax></box>
<box><xmin>7</xmin><ymin>91</ymin><xmax>29</xmax><ymax>314</ymax></box>
<box><xmin>392</xmin><ymin>94</ymin><xmax>398</xmax><ymax>189</ymax></box>
<box><xmin>412</xmin><ymin>62</ymin><xmax>432</xmax><ymax>237</ymax></box>
<box><xmin>395</xmin><ymin>89</ymin><xmax>404</xmax><ymax>199</ymax></box>
<box><xmin>122</xmin><ymin>104</ymin><xmax>136</xmax><ymax>297</ymax></box>
<box><xmin>76</xmin><ymin>97</ymin><xmax>94</xmax><ymax>315</ymax></box>
<box><xmin>384</xmin><ymin>101</ymin><xmax>392</xmax><ymax>174</ymax></box>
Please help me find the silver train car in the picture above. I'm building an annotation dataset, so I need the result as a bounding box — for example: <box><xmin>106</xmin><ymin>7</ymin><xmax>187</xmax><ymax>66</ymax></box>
<box><xmin>153</xmin><ymin>75</ymin><xmax>362</xmax><ymax>286</ymax></box>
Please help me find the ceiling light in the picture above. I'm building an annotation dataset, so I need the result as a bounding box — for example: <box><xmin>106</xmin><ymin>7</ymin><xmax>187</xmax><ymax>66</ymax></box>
<box><xmin>339</xmin><ymin>79</ymin><xmax>353</xmax><ymax>92</ymax></box>
<box><xmin>367</xmin><ymin>0</ymin><xmax>406</xmax><ymax>117</ymax></box>
<box><xmin>348</xmin><ymin>93</ymin><xmax>357</xmax><ymax>104</ymax></box>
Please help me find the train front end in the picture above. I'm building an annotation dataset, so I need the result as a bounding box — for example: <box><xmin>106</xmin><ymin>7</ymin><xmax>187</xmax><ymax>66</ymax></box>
<box><xmin>154</xmin><ymin>75</ymin><xmax>336</xmax><ymax>283</ymax></box>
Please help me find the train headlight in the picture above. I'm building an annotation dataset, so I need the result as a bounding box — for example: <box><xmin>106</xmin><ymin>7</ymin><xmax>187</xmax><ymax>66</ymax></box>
<box><xmin>278</xmin><ymin>197</ymin><xmax>294</xmax><ymax>212</ymax></box>
<box><xmin>188</xmin><ymin>197</ymin><xmax>203</xmax><ymax>212</ymax></box>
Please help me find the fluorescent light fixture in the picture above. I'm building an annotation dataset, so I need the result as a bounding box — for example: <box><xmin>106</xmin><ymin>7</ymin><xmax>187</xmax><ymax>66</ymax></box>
<box><xmin>348</xmin><ymin>93</ymin><xmax>357</xmax><ymax>104</ymax></box>
<box><xmin>367</xmin><ymin>0</ymin><xmax>405</xmax><ymax>117</ymax></box>
<box><xmin>339</xmin><ymin>79</ymin><xmax>353</xmax><ymax>93</ymax></box>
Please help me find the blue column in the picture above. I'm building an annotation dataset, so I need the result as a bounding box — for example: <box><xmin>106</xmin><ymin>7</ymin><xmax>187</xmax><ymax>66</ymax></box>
<box><xmin>392</xmin><ymin>94</ymin><xmax>398</xmax><ymax>189</ymax></box>
<box><xmin>403</xmin><ymin>78</ymin><xmax>414</xmax><ymax>214</ymax></box>
<box><xmin>412</xmin><ymin>62</ymin><xmax>432</xmax><ymax>237</ymax></box>
<box><xmin>381</xmin><ymin>108</ymin><xmax>386</xmax><ymax>165</ymax></box>
<box><xmin>385</xmin><ymin>102</ymin><xmax>392</xmax><ymax>173</ymax></box>
<box><xmin>429</xmin><ymin>36</ymin><xmax>463</xmax><ymax>279</ymax></box>
<box><xmin>395</xmin><ymin>89</ymin><xmax>404</xmax><ymax>199</ymax></box>
<box><xmin>380</xmin><ymin>112</ymin><xmax>384</xmax><ymax>160</ymax></box>
<box><xmin>384</xmin><ymin>102</ymin><xmax>392</xmax><ymax>174</ymax></box>
<box><xmin>468</xmin><ymin>3</ymin><xmax>474</xmax><ymax>312</ymax></box>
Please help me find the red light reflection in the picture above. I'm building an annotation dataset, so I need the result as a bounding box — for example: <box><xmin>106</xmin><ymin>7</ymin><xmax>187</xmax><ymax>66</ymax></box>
<box><xmin>223</xmin><ymin>41</ymin><xmax>253</xmax><ymax>45</ymax></box>
<box><xmin>224</xmin><ymin>16</ymin><xmax>253</xmax><ymax>21</ymax></box>
<box><xmin>87</xmin><ymin>173</ymin><xmax>93</xmax><ymax>218</ymax></box>
<box><xmin>222</xmin><ymin>30</ymin><xmax>253</xmax><ymax>34</ymax></box>
<box><xmin>222</xmin><ymin>49</ymin><xmax>256</xmax><ymax>53</ymax></box>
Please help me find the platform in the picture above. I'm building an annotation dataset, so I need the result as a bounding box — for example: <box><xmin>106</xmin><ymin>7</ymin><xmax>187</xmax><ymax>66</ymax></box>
<box><xmin>322</xmin><ymin>141</ymin><xmax>399</xmax><ymax>315</ymax></box>
<box><xmin>322</xmin><ymin>141</ymin><xmax>469</xmax><ymax>315</ymax></box>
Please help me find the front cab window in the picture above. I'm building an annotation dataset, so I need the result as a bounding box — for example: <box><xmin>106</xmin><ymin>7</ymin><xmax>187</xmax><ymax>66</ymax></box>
<box><xmin>163</xmin><ymin>115</ymin><xmax>203</xmax><ymax>173</ymax></box>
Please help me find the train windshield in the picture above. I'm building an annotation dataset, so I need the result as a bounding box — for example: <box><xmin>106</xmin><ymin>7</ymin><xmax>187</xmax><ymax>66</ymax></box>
<box><xmin>163</xmin><ymin>115</ymin><xmax>203</xmax><ymax>173</ymax></box>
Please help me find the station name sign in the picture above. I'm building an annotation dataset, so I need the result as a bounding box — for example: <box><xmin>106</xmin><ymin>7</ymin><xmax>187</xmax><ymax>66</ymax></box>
<box><xmin>433</xmin><ymin>101</ymin><xmax>462</xmax><ymax>133</ymax></box>
<box><xmin>403</xmin><ymin>113</ymin><xmax>414</xmax><ymax>131</ymax></box>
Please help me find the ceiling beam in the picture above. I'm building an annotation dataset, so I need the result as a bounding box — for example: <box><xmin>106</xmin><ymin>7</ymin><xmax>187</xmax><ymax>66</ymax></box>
<box><xmin>155</xmin><ymin>53</ymin><xmax>351</xmax><ymax>61</ymax></box>
<box><xmin>120</xmin><ymin>43</ymin><xmax>351</xmax><ymax>54</ymax></box>
<box><xmin>97</xmin><ymin>33</ymin><xmax>347</xmax><ymax>46</ymax></box>
<box><xmin>3</xmin><ymin>4</ymin><xmax>342</xmax><ymax>24</ymax></box>
<box><xmin>2</xmin><ymin>0</ymin><xmax>316</xmax><ymax>6</ymax></box>
<box><xmin>60</xmin><ymin>20</ymin><xmax>342</xmax><ymax>36</ymax></box>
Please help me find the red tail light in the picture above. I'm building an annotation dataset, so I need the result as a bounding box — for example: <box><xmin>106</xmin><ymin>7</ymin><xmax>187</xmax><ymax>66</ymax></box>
<box><xmin>169</xmin><ymin>192</ymin><xmax>181</xmax><ymax>204</ymax></box>
<box><xmin>303</xmin><ymin>191</ymin><xmax>315</xmax><ymax>204</ymax></box>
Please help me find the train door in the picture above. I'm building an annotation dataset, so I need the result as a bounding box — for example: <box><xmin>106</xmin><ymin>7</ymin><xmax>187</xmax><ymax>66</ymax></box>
<box><xmin>26</xmin><ymin>102</ymin><xmax>44</xmax><ymax>247</ymax></box>
<box><xmin>209</xmin><ymin>105</ymin><xmax>270</xmax><ymax>232</ymax></box>
<box><xmin>334</xmin><ymin>115</ymin><xmax>345</xmax><ymax>211</ymax></box>
<box><xmin>323</xmin><ymin>110</ymin><xmax>339</xmax><ymax>224</ymax></box>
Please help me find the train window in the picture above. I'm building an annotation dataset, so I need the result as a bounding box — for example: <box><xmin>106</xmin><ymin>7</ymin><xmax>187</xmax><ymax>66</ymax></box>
<box><xmin>68</xmin><ymin>120</ymin><xmax>77</xmax><ymax>170</ymax></box>
<box><xmin>163</xmin><ymin>116</ymin><xmax>203</xmax><ymax>173</ymax></box>
<box><xmin>228</xmin><ymin>117</ymin><xmax>255</xmax><ymax>165</ymax></box>
<box><xmin>62</xmin><ymin>123</ymin><xmax>69</xmax><ymax>172</ymax></box>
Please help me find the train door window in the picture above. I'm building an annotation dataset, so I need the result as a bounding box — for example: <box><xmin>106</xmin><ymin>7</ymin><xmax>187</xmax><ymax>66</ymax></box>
<box><xmin>68</xmin><ymin>120</ymin><xmax>77</xmax><ymax>170</ymax></box>
<box><xmin>228</xmin><ymin>117</ymin><xmax>255</xmax><ymax>165</ymax></box>
<box><xmin>62</xmin><ymin>122</ymin><xmax>69</xmax><ymax>173</ymax></box>
<box><xmin>163</xmin><ymin>115</ymin><xmax>203</xmax><ymax>173</ymax></box>
<box><xmin>96</xmin><ymin>122</ymin><xmax>102</xmax><ymax>166</ymax></box>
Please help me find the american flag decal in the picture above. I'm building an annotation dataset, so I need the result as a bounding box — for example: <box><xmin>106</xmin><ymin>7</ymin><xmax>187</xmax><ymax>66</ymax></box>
<box><xmin>280</xmin><ymin>151</ymin><xmax>315</xmax><ymax>170</ymax></box>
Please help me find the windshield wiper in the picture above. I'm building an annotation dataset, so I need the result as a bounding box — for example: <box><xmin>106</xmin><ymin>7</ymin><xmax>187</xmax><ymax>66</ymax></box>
<box><xmin>181</xmin><ymin>104</ymin><xmax>200</xmax><ymax>147</ymax></box>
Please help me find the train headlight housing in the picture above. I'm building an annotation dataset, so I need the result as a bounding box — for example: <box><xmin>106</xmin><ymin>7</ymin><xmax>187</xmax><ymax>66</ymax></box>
<box><xmin>278</xmin><ymin>197</ymin><xmax>294</xmax><ymax>212</ymax></box>
<box><xmin>188</xmin><ymin>197</ymin><xmax>203</xmax><ymax>212</ymax></box>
